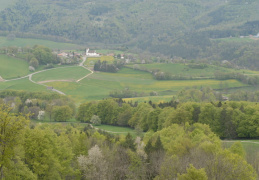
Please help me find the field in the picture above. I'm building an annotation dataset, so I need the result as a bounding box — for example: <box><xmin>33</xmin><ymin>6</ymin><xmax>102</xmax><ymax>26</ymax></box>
<box><xmin>32</xmin><ymin>66</ymin><xmax>91</xmax><ymax>82</ymax></box>
<box><xmin>85</xmin><ymin>56</ymin><xmax>115</xmax><ymax>66</ymax></box>
<box><xmin>128</xmin><ymin>63</ymin><xmax>258</xmax><ymax>78</ymax></box>
<box><xmin>93</xmin><ymin>124</ymin><xmax>136</xmax><ymax>136</ymax></box>
<box><xmin>0</xmin><ymin>36</ymin><xmax>82</xmax><ymax>49</ymax></box>
<box><xmin>0</xmin><ymin>78</ymin><xmax>48</xmax><ymax>92</ymax></box>
<box><xmin>0</xmin><ymin>54</ymin><xmax>30</xmax><ymax>79</ymax></box>
<box><xmin>212</xmin><ymin>37</ymin><xmax>256</xmax><ymax>43</ymax></box>
<box><xmin>44</xmin><ymin>67</ymin><xmax>247</xmax><ymax>102</ymax></box>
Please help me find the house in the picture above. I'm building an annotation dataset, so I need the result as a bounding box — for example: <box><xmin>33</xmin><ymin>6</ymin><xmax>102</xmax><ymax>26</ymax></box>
<box><xmin>86</xmin><ymin>48</ymin><xmax>100</xmax><ymax>57</ymax></box>
<box><xmin>57</xmin><ymin>52</ymin><xmax>68</xmax><ymax>57</ymax></box>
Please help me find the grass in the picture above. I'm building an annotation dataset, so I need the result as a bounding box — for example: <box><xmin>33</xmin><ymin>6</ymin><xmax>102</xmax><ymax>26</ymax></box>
<box><xmin>128</xmin><ymin>63</ymin><xmax>258</xmax><ymax>78</ymax></box>
<box><xmin>0</xmin><ymin>54</ymin><xmax>30</xmax><ymax>79</ymax></box>
<box><xmin>85</xmin><ymin>56</ymin><xmax>115</xmax><ymax>66</ymax></box>
<box><xmin>45</xmin><ymin>68</ymin><xmax>246</xmax><ymax>103</ymax></box>
<box><xmin>32</xmin><ymin>66</ymin><xmax>91</xmax><ymax>82</ymax></box>
<box><xmin>93</xmin><ymin>124</ymin><xmax>136</xmax><ymax>136</ymax></box>
<box><xmin>0</xmin><ymin>36</ymin><xmax>83</xmax><ymax>49</ymax></box>
<box><xmin>0</xmin><ymin>78</ymin><xmax>48</xmax><ymax>92</ymax></box>
<box><xmin>96</xmin><ymin>49</ymin><xmax>124</xmax><ymax>55</ymax></box>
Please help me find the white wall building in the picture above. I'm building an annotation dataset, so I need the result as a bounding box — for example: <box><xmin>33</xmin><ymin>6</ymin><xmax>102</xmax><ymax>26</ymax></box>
<box><xmin>86</xmin><ymin>48</ymin><xmax>100</xmax><ymax>57</ymax></box>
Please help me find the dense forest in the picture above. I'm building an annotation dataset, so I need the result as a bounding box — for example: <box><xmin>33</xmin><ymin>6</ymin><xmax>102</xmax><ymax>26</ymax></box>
<box><xmin>0</xmin><ymin>104</ymin><xmax>258</xmax><ymax>179</ymax></box>
<box><xmin>0</xmin><ymin>0</ymin><xmax>259</xmax><ymax>69</ymax></box>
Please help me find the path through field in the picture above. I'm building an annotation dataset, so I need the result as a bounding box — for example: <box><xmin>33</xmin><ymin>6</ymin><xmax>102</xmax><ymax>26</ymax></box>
<box><xmin>1</xmin><ymin>56</ymin><xmax>93</xmax><ymax>95</ymax></box>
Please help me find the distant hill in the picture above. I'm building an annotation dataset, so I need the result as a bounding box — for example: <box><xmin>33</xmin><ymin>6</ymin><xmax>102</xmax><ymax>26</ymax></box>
<box><xmin>0</xmin><ymin>0</ymin><xmax>259</xmax><ymax>60</ymax></box>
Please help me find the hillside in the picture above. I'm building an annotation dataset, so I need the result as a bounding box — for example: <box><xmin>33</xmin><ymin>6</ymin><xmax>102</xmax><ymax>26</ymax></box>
<box><xmin>0</xmin><ymin>0</ymin><xmax>259</xmax><ymax>58</ymax></box>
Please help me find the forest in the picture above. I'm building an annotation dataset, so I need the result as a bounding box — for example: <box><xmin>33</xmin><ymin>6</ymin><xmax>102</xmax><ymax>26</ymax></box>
<box><xmin>0</xmin><ymin>104</ymin><xmax>258</xmax><ymax>179</ymax></box>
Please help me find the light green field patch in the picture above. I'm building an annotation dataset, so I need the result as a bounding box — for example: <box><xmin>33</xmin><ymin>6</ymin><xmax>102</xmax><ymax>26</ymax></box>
<box><xmin>32</xmin><ymin>66</ymin><xmax>90</xmax><ymax>82</ymax></box>
<box><xmin>0</xmin><ymin>36</ymin><xmax>82</xmax><ymax>49</ymax></box>
<box><xmin>0</xmin><ymin>55</ymin><xmax>30</xmax><ymax>79</ymax></box>
<box><xmin>123</xmin><ymin>95</ymin><xmax>174</xmax><ymax>103</ymax></box>
<box><xmin>96</xmin><ymin>49</ymin><xmax>124</xmax><ymax>55</ymax></box>
<box><xmin>0</xmin><ymin>78</ymin><xmax>47</xmax><ymax>92</ymax></box>
<box><xmin>212</xmin><ymin>37</ymin><xmax>255</xmax><ymax>43</ymax></box>
<box><xmin>85</xmin><ymin>56</ymin><xmax>114</xmax><ymax>66</ymax></box>
<box><xmin>129</xmin><ymin>63</ymin><xmax>258</xmax><ymax>77</ymax></box>
<box><xmin>94</xmin><ymin>124</ymin><xmax>136</xmax><ymax>136</ymax></box>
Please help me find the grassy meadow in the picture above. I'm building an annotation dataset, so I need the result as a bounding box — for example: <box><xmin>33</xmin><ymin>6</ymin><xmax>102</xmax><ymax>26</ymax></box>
<box><xmin>0</xmin><ymin>78</ymin><xmax>48</xmax><ymax>92</ymax></box>
<box><xmin>85</xmin><ymin>56</ymin><xmax>115</xmax><ymax>66</ymax></box>
<box><xmin>93</xmin><ymin>124</ymin><xmax>136</xmax><ymax>136</ymax></box>
<box><xmin>0</xmin><ymin>54</ymin><xmax>30</xmax><ymax>79</ymax></box>
<box><xmin>32</xmin><ymin>66</ymin><xmax>91</xmax><ymax>82</ymax></box>
<box><xmin>44</xmin><ymin>67</ymin><xmax>247</xmax><ymax>102</ymax></box>
<box><xmin>129</xmin><ymin>63</ymin><xmax>258</xmax><ymax>78</ymax></box>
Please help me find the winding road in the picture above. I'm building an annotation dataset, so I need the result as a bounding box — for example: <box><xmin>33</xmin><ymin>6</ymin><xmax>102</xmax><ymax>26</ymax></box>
<box><xmin>1</xmin><ymin>56</ymin><xmax>93</xmax><ymax>95</ymax></box>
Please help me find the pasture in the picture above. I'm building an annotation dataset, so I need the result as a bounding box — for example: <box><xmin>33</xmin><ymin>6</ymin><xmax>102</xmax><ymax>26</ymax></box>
<box><xmin>0</xmin><ymin>36</ymin><xmax>82</xmax><ymax>49</ymax></box>
<box><xmin>128</xmin><ymin>63</ymin><xmax>258</xmax><ymax>78</ymax></box>
<box><xmin>44</xmin><ymin>67</ymin><xmax>246</xmax><ymax>102</ymax></box>
<box><xmin>93</xmin><ymin>124</ymin><xmax>136</xmax><ymax>136</ymax></box>
<box><xmin>0</xmin><ymin>55</ymin><xmax>30</xmax><ymax>79</ymax></box>
<box><xmin>0</xmin><ymin>78</ymin><xmax>47</xmax><ymax>92</ymax></box>
<box><xmin>32</xmin><ymin>66</ymin><xmax>91</xmax><ymax>82</ymax></box>
<box><xmin>85</xmin><ymin>56</ymin><xmax>115</xmax><ymax>66</ymax></box>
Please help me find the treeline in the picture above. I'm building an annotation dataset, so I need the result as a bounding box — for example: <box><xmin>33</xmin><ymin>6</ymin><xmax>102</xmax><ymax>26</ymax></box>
<box><xmin>0</xmin><ymin>105</ymin><xmax>257</xmax><ymax>179</ymax></box>
<box><xmin>0</xmin><ymin>90</ymin><xmax>75</xmax><ymax>121</ymax></box>
<box><xmin>0</xmin><ymin>45</ymin><xmax>61</xmax><ymax>71</ymax></box>
<box><xmin>214</xmin><ymin>71</ymin><xmax>259</xmax><ymax>85</ymax></box>
<box><xmin>94</xmin><ymin>60</ymin><xmax>124</xmax><ymax>73</ymax></box>
<box><xmin>77</xmin><ymin>98</ymin><xmax>259</xmax><ymax>139</ymax></box>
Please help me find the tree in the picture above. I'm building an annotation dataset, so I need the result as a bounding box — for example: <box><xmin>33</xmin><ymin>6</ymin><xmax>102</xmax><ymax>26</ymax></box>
<box><xmin>0</xmin><ymin>105</ymin><xmax>29</xmax><ymax>179</ymax></box>
<box><xmin>90</xmin><ymin>115</ymin><xmax>101</xmax><ymax>126</ymax></box>
<box><xmin>78</xmin><ymin>145</ymin><xmax>108</xmax><ymax>180</ymax></box>
<box><xmin>122</xmin><ymin>133</ymin><xmax>136</xmax><ymax>151</ymax></box>
<box><xmin>29</xmin><ymin>57</ymin><xmax>39</xmax><ymax>68</ymax></box>
<box><xmin>178</xmin><ymin>164</ymin><xmax>208</xmax><ymax>180</ymax></box>
<box><xmin>53</xmin><ymin>106</ymin><xmax>72</xmax><ymax>122</ymax></box>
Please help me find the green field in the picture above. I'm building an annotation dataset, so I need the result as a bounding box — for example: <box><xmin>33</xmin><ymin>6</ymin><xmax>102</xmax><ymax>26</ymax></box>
<box><xmin>94</xmin><ymin>124</ymin><xmax>136</xmax><ymax>136</ymax></box>
<box><xmin>32</xmin><ymin>66</ymin><xmax>91</xmax><ymax>82</ymax></box>
<box><xmin>0</xmin><ymin>54</ymin><xmax>30</xmax><ymax>79</ymax></box>
<box><xmin>0</xmin><ymin>36</ymin><xmax>82</xmax><ymax>49</ymax></box>
<box><xmin>129</xmin><ymin>63</ymin><xmax>257</xmax><ymax>78</ymax></box>
<box><xmin>44</xmin><ymin>67</ymin><xmax>246</xmax><ymax>102</ymax></box>
<box><xmin>0</xmin><ymin>78</ymin><xmax>47</xmax><ymax>92</ymax></box>
<box><xmin>85</xmin><ymin>56</ymin><xmax>115</xmax><ymax>66</ymax></box>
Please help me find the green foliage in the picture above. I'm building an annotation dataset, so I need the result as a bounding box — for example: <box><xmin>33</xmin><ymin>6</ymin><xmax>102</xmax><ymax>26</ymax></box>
<box><xmin>178</xmin><ymin>164</ymin><xmax>208</xmax><ymax>180</ymax></box>
<box><xmin>90</xmin><ymin>115</ymin><xmax>101</xmax><ymax>126</ymax></box>
<box><xmin>53</xmin><ymin>105</ymin><xmax>72</xmax><ymax>122</ymax></box>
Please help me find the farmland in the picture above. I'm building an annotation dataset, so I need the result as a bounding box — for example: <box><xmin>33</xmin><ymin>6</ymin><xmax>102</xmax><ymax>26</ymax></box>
<box><xmin>128</xmin><ymin>63</ymin><xmax>258</xmax><ymax>78</ymax></box>
<box><xmin>0</xmin><ymin>54</ymin><xmax>30</xmax><ymax>79</ymax></box>
<box><xmin>32</xmin><ymin>66</ymin><xmax>91</xmax><ymax>82</ymax></box>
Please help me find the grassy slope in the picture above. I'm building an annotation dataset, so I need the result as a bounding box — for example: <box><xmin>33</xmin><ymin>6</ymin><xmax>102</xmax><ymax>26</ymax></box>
<box><xmin>93</xmin><ymin>124</ymin><xmax>135</xmax><ymax>136</ymax></box>
<box><xmin>0</xmin><ymin>54</ymin><xmax>30</xmax><ymax>79</ymax></box>
<box><xmin>0</xmin><ymin>78</ymin><xmax>47</xmax><ymax>92</ymax></box>
<box><xmin>0</xmin><ymin>36</ymin><xmax>82</xmax><ymax>49</ymax></box>
<box><xmin>130</xmin><ymin>63</ymin><xmax>258</xmax><ymax>77</ymax></box>
<box><xmin>45</xmin><ymin>68</ymin><xmax>246</xmax><ymax>102</ymax></box>
<box><xmin>32</xmin><ymin>66</ymin><xmax>91</xmax><ymax>82</ymax></box>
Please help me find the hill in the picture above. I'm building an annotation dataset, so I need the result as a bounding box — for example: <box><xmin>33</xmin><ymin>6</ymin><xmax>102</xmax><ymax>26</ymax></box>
<box><xmin>0</xmin><ymin>0</ymin><xmax>259</xmax><ymax>62</ymax></box>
